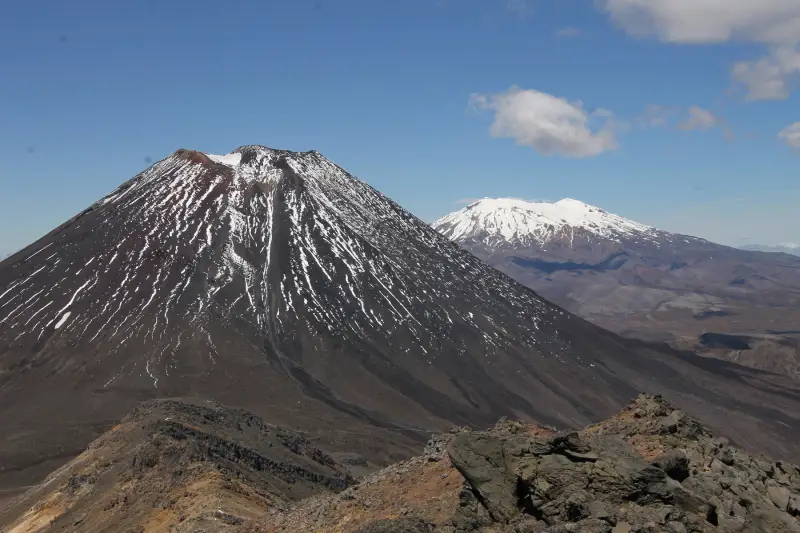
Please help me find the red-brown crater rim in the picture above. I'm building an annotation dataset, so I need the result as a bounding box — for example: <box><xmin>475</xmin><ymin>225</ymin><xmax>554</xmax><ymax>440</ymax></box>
<box><xmin>173</xmin><ymin>149</ymin><xmax>218</xmax><ymax>168</ymax></box>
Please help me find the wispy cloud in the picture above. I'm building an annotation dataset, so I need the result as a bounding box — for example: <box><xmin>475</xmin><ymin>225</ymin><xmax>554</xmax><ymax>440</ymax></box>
<box><xmin>779</xmin><ymin>122</ymin><xmax>800</xmax><ymax>150</ymax></box>
<box><xmin>636</xmin><ymin>104</ymin><xmax>733</xmax><ymax>139</ymax></box>
<box><xmin>731</xmin><ymin>47</ymin><xmax>800</xmax><ymax>101</ymax></box>
<box><xmin>469</xmin><ymin>86</ymin><xmax>619</xmax><ymax>158</ymax></box>
<box><xmin>677</xmin><ymin>106</ymin><xmax>720</xmax><ymax>131</ymax></box>
<box><xmin>555</xmin><ymin>26</ymin><xmax>582</xmax><ymax>38</ymax></box>
<box><xmin>636</xmin><ymin>104</ymin><xmax>678</xmax><ymax>128</ymax></box>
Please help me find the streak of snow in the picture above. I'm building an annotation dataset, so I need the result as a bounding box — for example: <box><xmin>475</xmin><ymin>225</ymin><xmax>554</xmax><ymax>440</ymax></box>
<box><xmin>54</xmin><ymin>311</ymin><xmax>72</xmax><ymax>330</ymax></box>
<box><xmin>24</xmin><ymin>243</ymin><xmax>54</xmax><ymax>261</ymax></box>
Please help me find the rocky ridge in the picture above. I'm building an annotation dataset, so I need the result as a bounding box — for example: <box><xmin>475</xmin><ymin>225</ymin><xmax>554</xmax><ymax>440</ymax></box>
<box><xmin>3</xmin><ymin>395</ymin><xmax>799</xmax><ymax>532</ymax></box>
<box><xmin>252</xmin><ymin>395</ymin><xmax>800</xmax><ymax>533</ymax></box>
<box><xmin>0</xmin><ymin>399</ymin><xmax>354</xmax><ymax>533</ymax></box>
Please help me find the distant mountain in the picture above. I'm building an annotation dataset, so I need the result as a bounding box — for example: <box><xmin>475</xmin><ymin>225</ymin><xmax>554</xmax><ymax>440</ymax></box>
<box><xmin>740</xmin><ymin>243</ymin><xmax>800</xmax><ymax>256</ymax></box>
<box><xmin>434</xmin><ymin>197</ymin><xmax>662</xmax><ymax>250</ymax></box>
<box><xmin>434</xmin><ymin>198</ymin><xmax>800</xmax><ymax>363</ymax></box>
<box><xmin>2</xmin><ymin>149</ymin><xmax>798</xmax><ymax>499</ymax></box>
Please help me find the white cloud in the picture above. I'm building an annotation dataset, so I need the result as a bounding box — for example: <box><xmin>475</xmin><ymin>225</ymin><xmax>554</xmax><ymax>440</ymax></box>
<box><xmin>731</xmin><ymin>46</ymin><xmax>800</xmax><ymax>100</ymax></box>
<box><xmin>469</xmin><ymin>86</ymin><xmax>618</xmax><ymax>158</ymax></box>
<box><xmin>602</xmin><ymin>0</ymin><xmax>800</xmax><ymax>44</ymax></box>
<box><xmin>555</xmin><ymin>26</ymin><xmax>582</xmax><ymax>38</ymax></box>
<box><xmin>779</xmin><ymin>121</ymin><xmax>800</xmax><ymax>149</ymax></box>
<box><xmin>677</xmin><ymin>106</ymin><xmax>720</xmax><ymax>130</ymax></box>
<box><xmin>601</xmin><ymin>0</ymin><xmax>800</xmax><ymax>100</ymax></box>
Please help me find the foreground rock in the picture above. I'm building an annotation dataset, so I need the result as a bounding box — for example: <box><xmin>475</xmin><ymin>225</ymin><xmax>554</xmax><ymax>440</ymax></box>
<box><xmin>444</xmin><ymin>397</ymin><xmax>800</xmax><ymax>532</ymax></box>
<box><xmin>4</xmin><ymin>395</ymin><xmax>799</xmax><ymax>532</ymax></box>
<box><xmin>0</xmin><ymin>399</ymin><xmax>353</xmax><ymax>533</ymax></box>
<box><xmin>254</xmin><ymin>395</ymin><xmax>800</xmax><ymax>533</ymax></box>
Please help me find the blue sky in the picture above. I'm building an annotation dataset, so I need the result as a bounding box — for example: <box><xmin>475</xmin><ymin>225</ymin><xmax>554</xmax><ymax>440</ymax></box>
<box><xmin>1</xmin><ymin>0</ymin><xmax>798</xmax><ymax>256</ymax></box>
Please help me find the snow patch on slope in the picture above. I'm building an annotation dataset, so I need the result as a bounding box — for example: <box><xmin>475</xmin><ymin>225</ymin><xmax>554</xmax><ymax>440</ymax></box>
<box><xmin>205</xmin><ymin>152</ymin><xmax>243</xmax><ymax>167</ymax></box>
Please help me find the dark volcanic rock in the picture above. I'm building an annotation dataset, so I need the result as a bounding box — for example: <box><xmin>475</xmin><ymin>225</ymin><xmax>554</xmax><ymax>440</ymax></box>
<box><xmin>448</xmin><ymin>432</ymin><xmax>519</xmax><ymax>523</ymax></box>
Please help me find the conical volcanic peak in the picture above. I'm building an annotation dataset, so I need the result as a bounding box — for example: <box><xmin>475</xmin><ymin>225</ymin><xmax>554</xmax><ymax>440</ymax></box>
<box><xmin>2</xmin><ymin>146</ymin><xmax>800</xmax><ymax>496</ymax></box>
<box><xmin>0</xmin><ymin>145</ymin><xmax>561</xmax><ymax>410</ymax></box>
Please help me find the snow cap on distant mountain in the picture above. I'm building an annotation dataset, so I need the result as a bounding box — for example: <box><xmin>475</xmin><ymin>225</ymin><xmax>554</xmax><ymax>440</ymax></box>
<box><xmin>433</xmin><ymin>197</ymin><xmax>658</xmax><ymax>248</ymax></box>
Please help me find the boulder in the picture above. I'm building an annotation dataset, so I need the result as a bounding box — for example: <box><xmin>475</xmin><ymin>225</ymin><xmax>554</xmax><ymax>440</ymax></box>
<box><xmin>448</xmin><ymin>433</ymin><xmax>519</xmax><ymax>523</ymax></box>
<box><xmin>770</xmin><ymin>486</ymin><xmax>792</xmax><ymax>511</ymax></box>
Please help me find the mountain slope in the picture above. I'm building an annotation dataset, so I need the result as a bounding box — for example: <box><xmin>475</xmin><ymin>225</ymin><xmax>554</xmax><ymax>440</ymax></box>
<box><xmin>0</xmin><ymin>399</ymin><xmax>354</xmax><ymax>533</ymax></box>
<box><xmin>434</xmin><ymin>198</ymin><xmax>800</xmax><ymax>351</ymax></box>
<box><xmin>1</xmin><ymin>148</ymin><xmax>800</xmax><ymax>496</ymax></box>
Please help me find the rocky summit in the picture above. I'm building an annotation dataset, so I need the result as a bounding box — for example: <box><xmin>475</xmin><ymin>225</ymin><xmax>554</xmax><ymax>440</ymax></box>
<box><xmin>1</xmin><ymin>146</ymin><xmax>799</xmax><ymax>501</ymax></box>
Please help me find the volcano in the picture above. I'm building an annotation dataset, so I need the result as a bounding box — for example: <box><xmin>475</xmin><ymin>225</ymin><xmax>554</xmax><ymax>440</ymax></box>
<box><xmin>433</xmin><ymin>198</ymin><xmax>800</xmax><ymax>376</ymax></box>
<box><xmin>1</xmin><ymin>146</ymin><xmax>798</xmax><ymax>495</ymax></box>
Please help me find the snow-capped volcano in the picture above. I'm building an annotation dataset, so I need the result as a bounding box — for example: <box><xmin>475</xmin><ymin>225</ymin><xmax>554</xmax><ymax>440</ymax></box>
<box><xmin>434</xmin><ymin>196</ymin><xmax>800</xmax><ymax>373</ymax></box>
<box><xmin>2</xmin><ymin>147</ymin><xmax>798</xmax><ymax>492</ymax></box>
<box><xmin>0</xmin><ymin>145</ymin><xmax>644</xmax><ymax>486</ymax></box>
<box><xmin>433</xmin><ymin>197</ymin><xmax>661</xmax><ymax>250</ymax></box>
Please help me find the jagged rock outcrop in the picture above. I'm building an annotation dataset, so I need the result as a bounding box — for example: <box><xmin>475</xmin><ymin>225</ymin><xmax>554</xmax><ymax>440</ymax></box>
<box><xmin>250</xmin><ymin>394</ymin><xmax>800</xmax><ymax>533</ymax></box>
<box><xmin>445</xmin><ymin>394</ymin><xmax>800</xmax><ymax>533</ymax></box>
